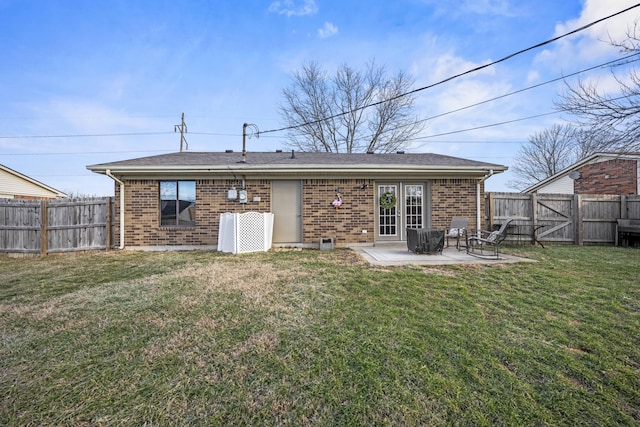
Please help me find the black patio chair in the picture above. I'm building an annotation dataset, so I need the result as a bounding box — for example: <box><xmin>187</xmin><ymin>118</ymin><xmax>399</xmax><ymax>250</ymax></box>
<box><xmin>466</xmin><ymin>219</ymin><xmax>514</xmax><ymax>259</ymax></box>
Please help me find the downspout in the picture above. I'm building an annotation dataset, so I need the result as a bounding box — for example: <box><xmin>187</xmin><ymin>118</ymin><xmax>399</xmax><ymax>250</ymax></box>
<box><xmin>106</xmin><ymin>169</ymin><xmax>125</xmax><ymax>249</ymax></box>
<box><xmin>477</xmin><ymin>169</ymin><xmax>493</xmax><ymax>233</ymax></box>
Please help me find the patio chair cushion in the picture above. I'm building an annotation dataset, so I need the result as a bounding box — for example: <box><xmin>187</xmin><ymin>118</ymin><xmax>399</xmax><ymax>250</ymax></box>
<box><xmin>448</xmin><ymin>228</ymin><xmax>461</xmax><ymax>237</ymax></box>
<box><xmin>486</xmin><ymin>231</ymin><xmax>500</xmax><ymax>242</ymax></box>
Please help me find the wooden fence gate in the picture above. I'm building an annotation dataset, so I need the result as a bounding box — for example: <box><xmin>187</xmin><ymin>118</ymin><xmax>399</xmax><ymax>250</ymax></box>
<box><xmin>486</xmin><ymin>193</ymin><xmax>640</xmax><ymax>245</ymax></box>
<box><xmin>0</xmin><ymin>198</ymin><xmax>113</xmax><ymax>255</ymax></box>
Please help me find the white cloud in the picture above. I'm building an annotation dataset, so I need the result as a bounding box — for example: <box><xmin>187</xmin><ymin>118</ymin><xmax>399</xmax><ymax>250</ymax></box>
<box><xmin>526</xmin><ymin>70</ymin><xmax>540</xmax><ymax>84</ymax></box>
<box><xmin>536</xmin><ymin>0</ymin><xmax>639</xmax><ymax>69</ymax></box>
<box><xmin>423</xmin><ymin>51</ymin><xmax>496</xmax><ymax>83</ymax></box>
<box><xmin>318</xmin><ymin>22</ymin><xmax>338</xmax><ymax>39</ymax></box>
<box><xmin>268</xmin><ymin>0</ymin><xmax>318</xmax><ymax>17</ymax></box>
<box><xmin>555</xmin><ymin>0</ymin><xmax>636</xmax><ymax>43</ymax></box>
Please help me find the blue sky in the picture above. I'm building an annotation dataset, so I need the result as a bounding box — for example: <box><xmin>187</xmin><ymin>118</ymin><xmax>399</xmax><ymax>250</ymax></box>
<box><xmin>1</xmin><ymin>0</ymin><xmax>638</xmax><ymax>196</ymax></box>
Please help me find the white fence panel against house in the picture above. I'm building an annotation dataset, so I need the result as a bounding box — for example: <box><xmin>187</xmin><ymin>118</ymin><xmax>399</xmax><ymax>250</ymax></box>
<box><xmin>217</xmin><ymin>212</ymin><xmax>237</xmax><ymax>253</ymax></box>
<box><xmin>237</xmin><ymin>212</ymin><xmax>274</xmax><ymax>254</ymax></box>
<box><xmin>218</xmin><ymin>212</ymin><xmax>274</xmax><ymax>254</ymax></box>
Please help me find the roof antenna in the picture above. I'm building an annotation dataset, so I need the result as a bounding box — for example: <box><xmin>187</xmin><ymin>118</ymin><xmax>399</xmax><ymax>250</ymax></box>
<box><xmin>174</xmin><ymin>113</ymin><xmax>188</xmax><ymax>152</ymax></box>
<box><xmin>241</xmin><ymin>123</ymin><xmax>259</xmax><ymax>163</ymax></box>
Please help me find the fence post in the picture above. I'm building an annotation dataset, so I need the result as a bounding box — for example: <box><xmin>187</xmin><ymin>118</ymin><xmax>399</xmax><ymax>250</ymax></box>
<box><xmin>40</xmin><ymin>200</ymin><xmax>48</xmax><ymax>256</ymax></box>
<box><xmin>574</xmin><ymin>194</ymin><xmax>583</xmax><ymax>245</ymax></box>
<box><xmin>530</xmin><ymin>193</ymin><xmax>537</xmax><ymax>245</ymax></box>
<box><xmin>620</xmin><ymin>195</ymin><xmax>627</xmax><ymax>220</ymax></box>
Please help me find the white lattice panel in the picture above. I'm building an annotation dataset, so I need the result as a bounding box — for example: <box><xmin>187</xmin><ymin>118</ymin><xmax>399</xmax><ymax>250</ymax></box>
<box><xmin>217</xmin><ymin>212</ymin><xmax>274</xmax><ymax>254</ymax></box>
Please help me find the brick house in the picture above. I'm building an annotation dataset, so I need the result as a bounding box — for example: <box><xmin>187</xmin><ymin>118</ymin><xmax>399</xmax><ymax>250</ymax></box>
<box><xmin>1</xmin><ymin>163</ymin><xmax>67</xmax><ymax>200</ymax></box>
<box><xmin>523</xmin><ymin>152</ymin><xmax>640</xmax><ymax>195</ymax></box>
<box><xmin>87</xmin><ymin>151</ymin><xmax>506</xmax><ymax>250</ymax></box>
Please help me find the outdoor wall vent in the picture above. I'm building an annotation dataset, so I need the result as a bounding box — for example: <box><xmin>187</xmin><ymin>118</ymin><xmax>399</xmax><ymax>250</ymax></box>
<box><xmin>225</xmin><ymin>149</ymin><xmax>234</xmax><ymax>153</ymax></box>
<box><xmin>276</xmin><ymin>149</ymin><xmax>283</xmax><ymax>153</ymax></box>
<box><xmin>397</xmin><ymin>151</ymin><xmax>405</xmax><ymax>154</ymax></box>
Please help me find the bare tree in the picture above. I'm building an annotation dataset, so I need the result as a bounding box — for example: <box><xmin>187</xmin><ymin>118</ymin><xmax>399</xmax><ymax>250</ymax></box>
<box><xmin>278</xmin><ymin>60</ymin><xmax>424</xmax><ymax>153</ymax></box>
<box><xmin>508</xmin><ymin>124</ymin><xmax>581</xmax><ymax>190</ymax></box>
<box><xmin>556</xmin><ymin>22</ymin><xmax>640</xmax><ymax>152</ymax></box>
<box><xmin>508</xmin><ymin>123</ymin><xmax>617</xmax><ymax>191</ymax></box>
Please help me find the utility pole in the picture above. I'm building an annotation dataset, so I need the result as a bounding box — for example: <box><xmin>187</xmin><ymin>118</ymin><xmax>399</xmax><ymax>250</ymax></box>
<box><xmin>174</xmin><ymin>113</ymin><xmax>188</xmax><ymax>152</ymax></box>
<box><xmin>241</xmin><ymin>123</ymin><xmax>248</xmax><ymax>163</ymax></box>
<box><xmin>241</xmin><ymin>122</ymin><xmax>259</xmax><ymax>163</ymax></box>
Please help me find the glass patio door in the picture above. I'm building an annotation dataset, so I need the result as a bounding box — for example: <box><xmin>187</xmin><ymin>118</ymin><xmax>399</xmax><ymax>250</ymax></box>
<box><xmin>378</xmin><ymin>184</ymin><xmax>398</xmax><ymax>239</ymax></box>
<box><xmin>377</xmin><ymin>183</ymin><xmax>426</xmax><ymax>241</ymax></box>
<box><xmin>404</xmin><ymin>184</ymin><xmax>424</xmax><ymax>231</ymax></box>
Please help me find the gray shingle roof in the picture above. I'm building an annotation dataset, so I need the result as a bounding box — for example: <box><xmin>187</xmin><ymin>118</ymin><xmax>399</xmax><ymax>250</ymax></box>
<box><xmin>88</xmin><ymin>151</ymin><xmax>506</xmax><ymax>170</ymax></box>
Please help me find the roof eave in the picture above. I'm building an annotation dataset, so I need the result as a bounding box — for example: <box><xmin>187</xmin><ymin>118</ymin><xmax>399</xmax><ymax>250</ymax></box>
<box><xmin>87</xmin><ymin>164</ymin><xmax>507</xmax><ymax>176</ymax></box>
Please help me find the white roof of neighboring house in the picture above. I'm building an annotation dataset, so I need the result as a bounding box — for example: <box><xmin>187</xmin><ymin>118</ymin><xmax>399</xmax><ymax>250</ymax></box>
<box><xmin>522</xmin><ymin>152</ymin><xmax>640</xmax><ymax>194</ymax></box>
<box><xmin>0</xmin><ymin>164</ymin><xmax>67</xmax><ymax>199</ymax></box>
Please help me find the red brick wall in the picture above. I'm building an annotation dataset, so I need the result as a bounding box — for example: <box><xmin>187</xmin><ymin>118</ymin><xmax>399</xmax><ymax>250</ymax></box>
<box><xmin>114</xmin><ymin>179</ymin><xmax>271</xmax><ymax>247</ymax></box>
<box><xmin>431</xmin><ymin>179</ymin><xmax>481</xmax><ymax>231</ymax></box>
<box><xmin>302</xmin><ymin>179</ymin><xmax>375</xmax><ymax>246</ymax></box>
<box><xmin>112</xmin><ymin>177</ymin><xmax>481</xmax><ymax>248</ymax></box>
<box><xmin>575</xmin><ymin>159</ymin><xmax>638</xmax><ymax>195</ymax></box>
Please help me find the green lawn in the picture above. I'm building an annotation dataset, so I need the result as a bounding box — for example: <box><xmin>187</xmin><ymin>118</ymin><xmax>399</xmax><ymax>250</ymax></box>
<box><xmin>1</xmin><ymin>246</ymin><xmax>639</xmax><ymax>426</ymax></box>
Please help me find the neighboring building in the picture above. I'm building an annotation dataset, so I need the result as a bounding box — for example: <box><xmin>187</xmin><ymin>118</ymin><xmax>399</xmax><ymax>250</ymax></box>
<box><xmin>87</xmin><ymin>150</ymin><xmax>506</xmax><ymax>250</ymax></box>
<box><xmin>523</xmin><ymin>152</ymin><xmax>640</xmax><ymax>195</ymax></box>
<box><xmin>0</xmin><ymin>164</ymin><xmax>67</xmax><ymax>200</ymax></box>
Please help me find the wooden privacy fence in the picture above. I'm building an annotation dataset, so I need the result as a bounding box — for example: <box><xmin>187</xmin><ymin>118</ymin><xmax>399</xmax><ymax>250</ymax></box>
<box><xmin>486</xmin><ymin>193</ymin><xmax>640</xmax><ymax>245</ymax></box>
<box><xmin>0</xmin><ymin>198</ymin><xmax>113</xmax><ymax>255</ymax></box>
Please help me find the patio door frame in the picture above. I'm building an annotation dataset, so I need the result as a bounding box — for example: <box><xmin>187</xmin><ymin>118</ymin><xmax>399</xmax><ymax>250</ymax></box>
<box><xmin>375</xmin><ymin>181</ymin><xmax>431</xmax><ymax>242</ymax></box>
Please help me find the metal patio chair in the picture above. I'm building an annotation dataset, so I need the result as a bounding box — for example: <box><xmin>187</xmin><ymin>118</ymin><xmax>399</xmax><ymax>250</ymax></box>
<box><xmin>466</xmin><ymin>218</ymin><xmax>514</xmax><ymax>259</ymax></box>
<box><xmin>445</xmin><ymin>217</ymin><xmax>469</xmax><ymax>250</ymax></box>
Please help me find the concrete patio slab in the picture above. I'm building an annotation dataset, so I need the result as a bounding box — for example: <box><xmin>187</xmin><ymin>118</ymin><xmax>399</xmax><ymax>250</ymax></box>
<box><xmin>353</xmin><ymin>244</ymin><xmax>535</xmax><ymax>266</ymax></box>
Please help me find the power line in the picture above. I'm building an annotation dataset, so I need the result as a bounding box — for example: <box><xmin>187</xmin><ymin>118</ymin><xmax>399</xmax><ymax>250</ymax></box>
<box><xmin>257</xmin><ymin>3</ymin><xmax>640</xmax><ymax>136</ymax></box>
<box><xmin>414</xmin><ymin>52</ymin><xmax>640</xmax><ymax>126</ymax></box>
<box><xmin>3</xmin><ymin>6</ymin><xmax>639</xmax><ymax>146</ymax></box>
<box><xmin>0</xmin><ymin>131</ymin><xmax>172</xmax><ymax>139</ymax></box>
<box><xmin>5</xmin><ymin>51</ymin><xmax>632</xmax><ymax>147</ymax></box>
<box><xmin>0</xmin><ymin>130</ymin><xmax>281</xmax><ymax>140</ymax></box>
<box><xmin>411</xmin><ymin>111</ymin><xmax>560</xmax><ymax>145</ymax></box>
<box><xmin>279</xmin><ymin>52</ymin><xmax>640</xmax><ymax>144</ymax></box>
<box><xmin>3</xmin><ymin>149</ymin><xmax>173</xmax><ymax>156</ymax></box>
<box><xmin>415</xmin><ymin>93</ymin><xmax>631</xmax><ymax>146</ymax></box>
<box><xmin>411</xmin><ymin>92</ymin><xmax>633</xmax><ymax>145</ymax></box>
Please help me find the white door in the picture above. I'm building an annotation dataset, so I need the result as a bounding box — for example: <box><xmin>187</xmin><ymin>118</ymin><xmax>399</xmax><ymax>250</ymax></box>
<box><xmin>377</xmin><ymin>184</ymin><xmax>399</xmax><ymax>241</ymax></box>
